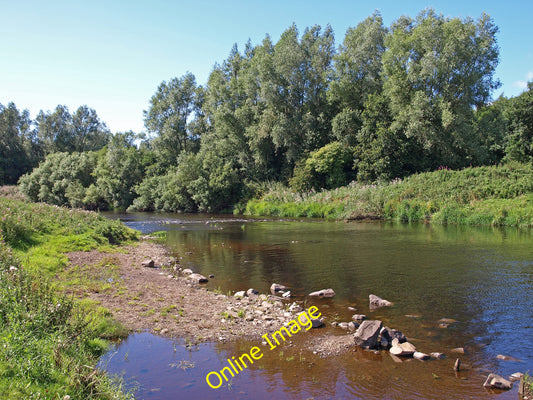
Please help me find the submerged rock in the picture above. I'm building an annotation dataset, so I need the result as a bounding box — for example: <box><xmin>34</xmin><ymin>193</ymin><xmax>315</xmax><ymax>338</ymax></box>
<box><xmin>309</xmin><ymin>288</ymin><xmax>336</xmax><ymax>298</ymax></box>
<box><xmin>369</xmin><ymin>294</ymin><xmax>393</xmax><ymax>309</ymax></box>
<box><xmin>430</xmin><ymin>352</ymin><xmax>446</xmax><ymax>359</ymax></box>
<box><xmin>353</xmin><ymin>320</ymin><xmax>383</xmax><ymax>349</ymax></box>
<box><xmin>483</xmin><ymin>373</ymin><xmax>513</xmax><ymax>390</ymax></box>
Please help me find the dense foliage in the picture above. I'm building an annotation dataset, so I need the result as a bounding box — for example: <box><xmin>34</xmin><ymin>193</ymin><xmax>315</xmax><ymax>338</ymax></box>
<box><xmin>3</xmin><ymin>9</ymin><xmax>533</xmax><ymax>213</ymax></box>
<box><xmin>245</xmin><ymin>162</ymin><xmax>533</xmax><ymax>227</ymax></box>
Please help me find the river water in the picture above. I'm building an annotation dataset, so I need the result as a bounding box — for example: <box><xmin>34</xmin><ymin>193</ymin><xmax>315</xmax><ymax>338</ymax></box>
<box><xmin>99</xmin><ymin>213</ymin><xmax>533</xmax><ymax>399</ymax></box>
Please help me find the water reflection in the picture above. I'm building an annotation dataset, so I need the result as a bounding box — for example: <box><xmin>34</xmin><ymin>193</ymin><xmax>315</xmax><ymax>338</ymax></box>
<box><xmin>100</xmin><ymin>213</ymin><xmax>532</xmax><ymax>399</ymax></box>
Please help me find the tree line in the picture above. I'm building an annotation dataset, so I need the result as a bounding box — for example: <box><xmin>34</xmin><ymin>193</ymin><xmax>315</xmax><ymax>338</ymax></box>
<box><xmin>2</xmin><ymin>9</ymin><xmax>532</xmax><ymax>212</ymax></box>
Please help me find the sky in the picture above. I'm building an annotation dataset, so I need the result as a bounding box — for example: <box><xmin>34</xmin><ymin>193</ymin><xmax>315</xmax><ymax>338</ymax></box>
<box><xmin>1</xmin><ymin>0</ymin><xmax>532</xmax><ymax>133</ymax></box>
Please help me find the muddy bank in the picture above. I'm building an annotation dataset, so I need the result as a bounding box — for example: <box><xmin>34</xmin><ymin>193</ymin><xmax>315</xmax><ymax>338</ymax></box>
<box><xmin>66</xmin><ymin>238</ymin><xmax>341</xmax><ymax>347</ymax></box>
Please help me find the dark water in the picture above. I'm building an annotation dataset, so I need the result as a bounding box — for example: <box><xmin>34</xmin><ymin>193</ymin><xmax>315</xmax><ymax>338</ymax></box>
<box><xmin>100</xmin><ymin>213</ymin><xmax>533</xmax><ymax>399</ymax></box>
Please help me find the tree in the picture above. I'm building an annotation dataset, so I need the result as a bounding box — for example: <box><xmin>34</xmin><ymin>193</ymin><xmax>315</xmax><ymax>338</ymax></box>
<box><xmin>0</xmin><ymin>102</ymin><xmax>37</xmax><ymax>184</ymax></box>
<box><xmin>504</xmin><ymin>82</ymin><xmax>533</xmax><ymax>162</ymax></box>
<box><xmin>144</xmin><ymin>72</ymin><xmax>203</xmax><ymax>167</ymax></box>
<box><xmin>36</xmin><ymin>105</ymin><xmax>109</xmax><ymax>154</ymax></box>
<box><xmin>382</xmin><ymin>9</ymin><xmax>500</xmax><ymax>169</ymax></box>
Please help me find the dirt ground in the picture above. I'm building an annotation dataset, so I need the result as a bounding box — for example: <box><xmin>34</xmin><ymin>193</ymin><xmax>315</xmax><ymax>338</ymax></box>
<box><xmin>66</xmin><ymin>237</ymin><xmax>352</xmax><ymax>353</ymax></box>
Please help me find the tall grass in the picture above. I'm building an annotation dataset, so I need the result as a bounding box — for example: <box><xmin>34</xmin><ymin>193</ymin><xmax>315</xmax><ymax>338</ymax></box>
<box><xmin>243</xmin><ymin>163</ymin><xmax>533</xmax><ymax>227</ymax></box>
<box><xmin>0</xmin><ymin>195</ymin><xmax>136</xmax><ymax>399</ymax></box>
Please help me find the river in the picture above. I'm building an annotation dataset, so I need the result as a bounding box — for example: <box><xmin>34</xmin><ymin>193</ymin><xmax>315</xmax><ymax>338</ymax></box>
<box><xmin>99</xmin><ymin>213</ymin><xmax>533</xmax><ymax>399</ymax></box>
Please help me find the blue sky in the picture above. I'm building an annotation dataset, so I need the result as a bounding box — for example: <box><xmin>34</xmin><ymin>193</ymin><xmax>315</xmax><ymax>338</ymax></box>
<box><xmin>1</xmin><ymin>0</ymin><xmax>531</xmax><ymax>133</ymax></box>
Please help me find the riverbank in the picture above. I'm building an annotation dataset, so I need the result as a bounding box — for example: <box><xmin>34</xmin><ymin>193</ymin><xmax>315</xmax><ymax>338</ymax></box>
<box><xmin>243</xmin><ymin>162</ymin><xmax>533</xmax><ymax>227</ymax></box>
<box><xmin>0</xmin><ymin>196</ymin><xmax>138</xmax><ymax>399</ymax></box>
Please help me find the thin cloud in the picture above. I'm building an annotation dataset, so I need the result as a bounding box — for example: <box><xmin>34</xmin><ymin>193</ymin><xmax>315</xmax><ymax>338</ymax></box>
<box><xmin>513</xmin><ymin>71</ymin><xmax>533</xmax><ymax>89</ymax></box>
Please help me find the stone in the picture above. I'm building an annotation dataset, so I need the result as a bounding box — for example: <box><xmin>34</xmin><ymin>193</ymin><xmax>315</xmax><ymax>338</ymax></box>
<box><xmin>438</xmin><ymin>318</ymin><xmax>458</xmax><ymax>324</ymax></box>
<box><xmin>454</xmin><ymin>358</ymin><xmax>461</xmax><ymax>371</ymax></box>
<box><xmin>413</xmin><ymin>351</ymin><xmax>430</xmax><ymax>360</ymax></box>
<box><xmin>234</xmin><ymin>291</ymin><xmax>246</xmax><ymax>299</ymax></box>
<box><xmin>160</xmin><ymin>328</ymin><xmax>169</xmax><ymax>335</ymax></box>
<box><xmin>353</xmin><ymin>320</ymin><xmax>383</xmax><ymax>349</ymax></box>
<box><xmin>270</xmin><ymin>283</ymin><xmax>288</xmax><ymax>294</ymax></box>
<box><xmin>348</xmin><ymin>306</ymin><xmax>357</xmax><ymax>311</ymax></box>
<box><xmin>383</xmin><ymin>327</ymin><xmax>407</xmax><ymax>343</ymax></box>
<box><xmin>141</xmin><ymin>259</ymin><xmax>155</xmax><ymax>268</ymax></box>
<box><xmin>209</xmin><ymin>274</ymin><xmax>215</xmax><ymax>279</ymax></box>
<box><xmin>308</xmin><ymin>288</ymin><xmax>335</xmax><ymax>298</ymax></box>
<box><xmin>181</xmin><ymin>268</ymin><xmax>193</xmax><ymax>275</ymax></box>
<box><xmin>339</xmin><ymin>322</ymin><xmax>349</xmax><ymax>330</ymax></box>
<box><xmin>246</xmin><ymin>288</ymin><xmax>259</xmax><ymax>296</ymax></box>
<box><xmin>483</xmin><ymin>373</ymin><xmax>513</xmax><ymax>390</ymax></box>
<box><xmin>188</xmin><ymin>273</ymin><xmax>208</xmax><ymax>283</ymax></box>
<box><xmin>347</xmin><ymin>321</ymin><xmax>359</xmax><ymax>331</ymax></box>
<box><xmin>390</xmin><ymin>339</ymin><xmax>416</xmax><ymax>356</ymax></box>
<box><xmin>430</xmin><ymin>352</ymin><xmax>446</xmax><ymax>359</ymax></box>
<box><xmin>352</xmin><ymin>314</ymin><xmax>367</xmax><ymax>322</ymax></box>
<box><xmin>452</xmin><ymin>347</ymin><xmax>466</xmax><ymax>354</ymax></box>
<box><xmin>369</xmin><ymin>294</ymin><xmax>393</xmax><ymax>309</ymax></box>
<box><xmin>496</xmin><ymin>354</ymin><xmax>521</xmax><ymax>361</ymax></box>
<box><xmin>282</xmin><ymin>291</ymin><xmax>291</xmax><ymax>298</ymax></box>
<box><xmin>288</xmin><ymin>303</ymin><xmax>303</xmax><ymax>313</ymax></box>
<box><xmin>9</xmin><ymin>266</ymin><xmax>17</xmax><ymax>272</ymax></box>
<box><xmin>297</xmin><ymin>312</ymin><xmax>324</xmax><ymax>328</ymax></box>
<box><xmin>509</xmin><ymin>372</ymin><xmax>523</xmax><ymax>382</ymax></box>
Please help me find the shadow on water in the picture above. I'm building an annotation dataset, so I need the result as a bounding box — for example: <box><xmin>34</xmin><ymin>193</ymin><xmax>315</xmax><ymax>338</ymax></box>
<box><xmin>100</xmin><ymin>212</ymin><xmax>532</xmax><ymax>399</ymax></box>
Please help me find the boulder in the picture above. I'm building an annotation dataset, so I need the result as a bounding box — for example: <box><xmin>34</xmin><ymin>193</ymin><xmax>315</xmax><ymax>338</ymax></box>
<box><xmin>413</xmin><ymin>351</ymin><xmax>430</xmax><ymax>360</ymax></box>
<box><xmin>369</xmin><ymin>294</ymin><xmax>393</xmax><ymax>309</ymax></box>
<box><xmin>483</xmin><ymin>373</ymin><xmax>513</xmax><ymax>390</ymax></box>
<box><xmin>141</xmin><ymin>259</ymin><xmax>155</xmax><ymax>268</ymax></box>
<box><xmin>188</xmin><ymin>273</ymin><xmax>208</xmax><ymax>283</ymax></box>
<box><xmin>383</xmin><ymin>327</ymin><xmax>407</xmax><ymax>343</ymax></box>
<box><xmin>270</xmin><ymin>283</ymin><xmax>288</xmax><ymax>294</ymax></box>
<box><xmin>353</xmin><ymin>320</ymin><xmax>383</xmax><ymax>349</ymax></box>
<box><xmin>309</xmin><ymin>288</ymin><xmax>335</xmax><ymax>298</ymax></box>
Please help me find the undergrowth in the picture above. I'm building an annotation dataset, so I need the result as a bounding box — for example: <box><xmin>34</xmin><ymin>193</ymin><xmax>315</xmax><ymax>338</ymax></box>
<box><xmin>243</xmin><ymin>162</ymin><xmax>533</xmax><ymax>227</ymax></box>
<box><xmin>0</xmin><ymin>196</ymin><xmax>137</xmax><ymax>399</ymax></box>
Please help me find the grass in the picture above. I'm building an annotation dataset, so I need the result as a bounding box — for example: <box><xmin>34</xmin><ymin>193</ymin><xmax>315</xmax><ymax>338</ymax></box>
<box><xmin>243</xmin><ymin>162</ymin><xmax>533</xmax><ymax>227</ymax></box>
<box><xmin>0</xmin><ymin>194</ymin><xmax>137</xmax><ymax>399</ymax></box>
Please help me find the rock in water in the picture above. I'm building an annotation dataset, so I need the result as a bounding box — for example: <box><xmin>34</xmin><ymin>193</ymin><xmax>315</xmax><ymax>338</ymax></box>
<box><xmin>353</xmin><ymin>320</ymin><xmax>383</xmax><ymax>349</ymax></box>
<box><xmin>413</xmin><ymin>351</ymin><xmax>430</xmax><ymax>360</ymax></box>
<box><xmin>270</xmin><ymin>283</ymin><xmax>288</xmax><ymax>294</ymax></box>
<box><xmin>483</xmin><ymin>373</ymin><xmax>513</xmax><ymax>390</ymax></box>
<box><xmin>282</xmin><ymin>291</ymin><xmax>292</xmax><ymax>298</ymax></box>
<box><xmin>141</xmin><ymin>259</ymin><xmax>155</xmax><ymax>268</ymax></box>
<box><xmin>389</xmin><ymin>338</ymin><xmax>417</xmax><ymax>356</ymax></box>
<box><xmin>308</xmin><ymin>288</ymin><xmax>336</xmax><ymax>298</ymax></box>
<box><xmin>188</xmin><ymin>273</ymin><xmax>208</xmax><ymax>283</ymax></box>
<box><xmin>369</xmin><ymin>294</ymin><xmax>393</xmax><ymax>309</ymax></box>
<box><xmin>352</xmin><ymin>314</ymin><xmax>367</xmax><ymax>322</ymax></box>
